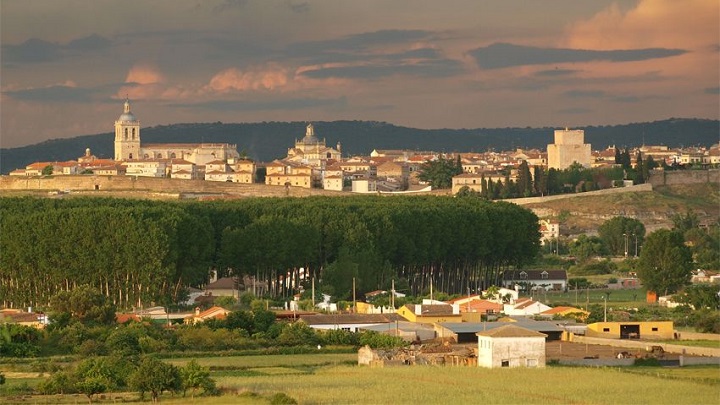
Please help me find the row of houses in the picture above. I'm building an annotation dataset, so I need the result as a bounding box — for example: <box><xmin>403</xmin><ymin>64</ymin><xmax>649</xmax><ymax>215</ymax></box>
<box><xmin>8</xmin><ymin>100</ymin><xmax>720</xmax><ymax>192</ymax></box>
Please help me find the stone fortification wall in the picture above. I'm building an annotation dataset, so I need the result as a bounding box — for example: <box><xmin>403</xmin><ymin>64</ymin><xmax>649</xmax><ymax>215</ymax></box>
<box><xmin>0</xmin><ymin>175</ymin><xmax>343</xmax><ymax>198</ymax></box>
<box><xmin>648</xmin><ymin>169</ymin><xmax>719</xmax><ymax>187</ymax></box>
<box><xmin>508</xmin><ymin>183</ymin><xmax>653</xmax><ymax>206</ymax></box>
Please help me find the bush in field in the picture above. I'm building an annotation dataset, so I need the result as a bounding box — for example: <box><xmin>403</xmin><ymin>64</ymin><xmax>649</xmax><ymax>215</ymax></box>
<box><xmin>253</xmin><ymin>309</ymin><xmax>276</xmax><ymax>333</ymax></box>
<box><xmin>691</xmin><ymin>309</ymin><xmax>720</xmax><ymax>334</ymax></box>
<box><xmin>129</xmin><ymin>356</ymin><xmax>182</xmax><ymax>402</ymax></box>
<box><xmin>38</xmin><ymin>371</ymin><xmax>78</xmax><ymax>395</ymax></box>
<box><xmin>277</xmin><ymin>322</ymin><xmax>319</xmax><ymax>346</ymax></box>
<box><xmin>270</xmin><ymin>392</ymin><xmax>298</xmax><ymax>405</ymax></box>
<box><xmin>180</xmin><ymin>360</ymin><xmax>218</xmax><ymax>398</ymax></box>
<box><xmin>138</xmin><ymin>335</ymin><xmax>168</xmax><ymax>353</ymax></box>
<box><xmin>0</xmin><ymin>324</ymin><xmax>41</xmax><ymax>357</ymax></box>
<box><xmin>318</xmin><ymin>329</ymin><xmax>359</xmax><ymax>346</ymax></box>
<box><xmin>106</xmin><ymin>327</ymin><xmax>142</xmax><ymax>357</ymax></box>
<box><xmin>175</xmin><ymin>326</ymin><xmax>258</xmax><ymax>351</ymax></box>
<box><xmin>358</xmin><ymin>331</ymin><xmax>406</xmax><ymax>349</ymax></box>
<box><xmin>569</xmin><ymin>259</ymin><xmax>617</xmax><ymax>275</ymax></box>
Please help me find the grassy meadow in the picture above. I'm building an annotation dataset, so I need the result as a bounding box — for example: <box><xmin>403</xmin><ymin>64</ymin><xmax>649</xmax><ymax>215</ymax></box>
<box><xmin>2</xmin><ymin>353</ymin><xmax>719</xmax><ymax>404</ymax></box>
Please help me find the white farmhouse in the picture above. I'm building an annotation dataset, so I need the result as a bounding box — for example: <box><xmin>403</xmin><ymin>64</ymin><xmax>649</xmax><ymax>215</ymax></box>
<box><xmin>476</xmin><ymin>324</ymin><xmax>546</xmax><ymax>368</ymax></box>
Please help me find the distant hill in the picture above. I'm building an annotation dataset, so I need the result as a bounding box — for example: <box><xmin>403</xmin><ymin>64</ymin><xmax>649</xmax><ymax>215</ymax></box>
<box><xmin>1</xmin><ymin>118</ymin><xmax>717</xmax><ymax>174</ymax></box>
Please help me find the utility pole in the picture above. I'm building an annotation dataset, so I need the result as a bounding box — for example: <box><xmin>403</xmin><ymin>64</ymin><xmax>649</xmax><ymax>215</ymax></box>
<box><xmin>634</xmin><ymin>233</ymin><xmax>638</xmax><ymax>257</ymax></box>
<box><xmin>312</xmin><ymin>277</ymin><xmax>315</xmax><ymax>309</ymax></box>
<box><xmin>603</xmin><ymin>294</ymin><xmax>607</xmax><ymax>322</ymax></box>
<box><xmin>391</xmin><ymin>279</ymin><xmax>395</xmax><ymax>309</ymax></box>
<box><xmin>430</xmin><ymin>276</ymin><xmax>433</xmax><ymax>302</ymax></box>
<box><xmin>352</xmin><ymin>277</ymin><xmax>356</xmax><ymax>313</ymax></box>
<box><xmin>623</xmin><ymin>233</ymin><xmax>628</xmax><ymax>258</ymax></box>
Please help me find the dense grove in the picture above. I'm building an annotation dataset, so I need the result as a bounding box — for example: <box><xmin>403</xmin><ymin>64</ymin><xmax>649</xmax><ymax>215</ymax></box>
<box><xmin>0</xmin><ymin>196</ymin><xmax>540</xmax><ymax>309</ymax></box>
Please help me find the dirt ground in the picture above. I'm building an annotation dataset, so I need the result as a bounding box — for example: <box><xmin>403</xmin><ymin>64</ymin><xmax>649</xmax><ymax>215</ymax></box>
<box><xmin>545</xmin><ymin>341</ymin><xmax>679</xmax><ymax>360</ymax></box>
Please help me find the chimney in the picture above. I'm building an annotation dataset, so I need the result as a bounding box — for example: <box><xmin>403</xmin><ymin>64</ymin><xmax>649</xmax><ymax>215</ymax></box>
<box><xmin>415</xmin><ymin>305</ymin><xmax>422</xmax><ymax>315</ymax></box>
<box><xmin>195</xmin><ymin>307</ymin><xmax>200</xmax><ymax>316</ymax></box>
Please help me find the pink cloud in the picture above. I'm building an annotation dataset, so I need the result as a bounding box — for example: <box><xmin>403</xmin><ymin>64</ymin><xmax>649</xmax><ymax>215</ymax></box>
<box><xmin>124</xmin><ymin>63</ymin><xmax>165</xmax><ymax>85</ymax></box>
<box><xmin>207</xmin><ymin>63</ymin><xmax>290</xmax><ymax>92</ymax></box>
<box><xmin>565</xmin><ymin>0</ymin><xmax>718</xmax><ymax>50</ymax></box>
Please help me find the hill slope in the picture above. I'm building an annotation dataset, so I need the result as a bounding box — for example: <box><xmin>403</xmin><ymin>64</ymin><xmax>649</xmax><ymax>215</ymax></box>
<box><xmin>524</xmin><ymin>183</ymin><xmax>719</xmax><ymax>235</ymax></box>
<box><xmin>1</xmin><ymin>118</ymin><xmax>717</xmax><ymax>174</ymax></box>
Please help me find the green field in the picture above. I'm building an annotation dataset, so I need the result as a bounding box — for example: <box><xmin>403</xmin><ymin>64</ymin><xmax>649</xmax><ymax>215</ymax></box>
<box><xmin>2</xmin><ymin>353</ymin><xmax>718</xmax><ymax>404</ymax></box>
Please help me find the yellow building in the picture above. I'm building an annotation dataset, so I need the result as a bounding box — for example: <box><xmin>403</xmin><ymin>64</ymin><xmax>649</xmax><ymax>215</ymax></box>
<box><xmin>586</xmin><ymin>321</ymin><xmax>674</xmax><ymax>340</ymax></box>
<box><xmin>396</xmin><ymin>304</ymin><xmax>462</xmax><ymax>323</ymax></box>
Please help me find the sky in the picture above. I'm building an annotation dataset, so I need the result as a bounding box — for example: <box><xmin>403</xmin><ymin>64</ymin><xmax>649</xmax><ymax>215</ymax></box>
<box><xmin>1</xmin><ymin>0</ymin><xmax>718</xmax><ymax>148</ymax></box>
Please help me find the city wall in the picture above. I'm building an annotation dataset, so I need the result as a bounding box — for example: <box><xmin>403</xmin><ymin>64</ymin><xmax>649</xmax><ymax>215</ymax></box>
<box><xmin>0</xmin><ymin>175</ymin><xmax>343</xmax><ymax>198</ymax></box>
<box><xmin>508</xmin><ymin>183</ymin><xmax>653</xmax><ymax>206</ymax></box>
<box><xmin>648</xmin><ymin>169</ymin><xmax>720</xmax><ymax>187</ymax></box>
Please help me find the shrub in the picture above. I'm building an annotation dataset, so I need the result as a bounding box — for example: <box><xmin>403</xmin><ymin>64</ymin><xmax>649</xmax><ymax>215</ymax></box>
<box><xmin>634</xmin><ymin>357</ymin><xmax>661</xmax><ymax>367</ymax></box>
<box><xmin>277</xmin><ymin>322</ymin><xmax>318</xmax><ymax>346</ymax></box>
<box><xmin>270</xmin><ymin>392</ymin><xmax>298</xmax><ymax>405</ymax></box>
<box><xmin>358</xmin><ymin>331</ymin><xmax>406</xmax><ymax>349</ymax></box>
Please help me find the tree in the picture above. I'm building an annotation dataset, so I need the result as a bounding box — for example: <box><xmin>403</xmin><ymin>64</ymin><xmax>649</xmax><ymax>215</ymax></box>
<box><xmin>129</xmin><ymin>357</ymin><xmax>182</xmax><ymax>403</ymax></box>
<box><xmin>568</xmin><ymin>235</ymin><xmax>606</xmax><ymax>262</ymax></box>
<box><xmin>671</xmin><ymin>211</ymin><xmax>700</xmax><ymax>234</ymax></box>
<box><xmin>517</xmin><ymin>161</ymin><xmax>534</xmax><ymax>197</ymax></box>
<box><xmin>417</xmin><ymin>157</ymin><xmax>463</xmax><ymax>189</ymax></box>
<box><xmin>48</xmin><ymin>285</ymin><xmax>117</xmax><ymax>328</ymax></box>
<box><xmin>75</xmin><ymin>376</ymin><xmax>108</xmax><ymax>404</ymax></box>
<box><xmin>42</xmin><ymin>165</ymin><xmax>54</xmax><ymax>175</ymax></box>
<box><xmin>598</xmin><ymin>216</ymin><xmax>645</xmax><ymax>257</ymax></box>
<box><xmin>675</xmin><ymin>284</ymin><xmax>720</xmax><ymax>310</ymax></box>
<box><xmin>180</xmin><ymin>360</ymin><xmax>217</xmax><ymax>398</ymax></box>
<box><xmin>635</xmin><ymin>152</ymin><xmax>645</xmax><ymax>184</ymax></box>
<box><xmin>637</xmin><ymin>229</ymin><xmax>693</xmax><ymax>296</ymax></box>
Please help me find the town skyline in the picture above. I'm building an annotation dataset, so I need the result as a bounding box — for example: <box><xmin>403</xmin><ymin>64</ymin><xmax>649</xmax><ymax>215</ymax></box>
<box><xmin>1</xmin><ymin>0</ymin><xmax>718</xmax><ymax>149</ymax></box>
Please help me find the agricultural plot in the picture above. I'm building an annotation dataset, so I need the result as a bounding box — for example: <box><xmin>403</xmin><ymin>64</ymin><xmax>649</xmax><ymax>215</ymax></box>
<box><xmin>2</xmin><ymin>353</ymin><xmax>718</xmax><ymax>404</ymax></box>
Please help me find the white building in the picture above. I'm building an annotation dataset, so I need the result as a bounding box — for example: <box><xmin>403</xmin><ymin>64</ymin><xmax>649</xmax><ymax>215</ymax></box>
<box><xmin>114</xmin><ymin>99</ymin><xmax>240</xmax><ymax>165</ymax></box>
<box><xmin>476</xmin><ymin>324</ymin><xmax>546</xmax><ymax>368</ymax></box>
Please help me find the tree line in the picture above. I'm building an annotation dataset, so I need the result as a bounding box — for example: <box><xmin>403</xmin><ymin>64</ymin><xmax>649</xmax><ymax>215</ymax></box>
<box><xmin>0</xmin><ymin>196</ymin><xmax>540</xmax><ymax>309</ymax></box>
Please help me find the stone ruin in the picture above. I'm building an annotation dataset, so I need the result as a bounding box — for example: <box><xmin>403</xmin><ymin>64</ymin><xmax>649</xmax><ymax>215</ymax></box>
<box><xmin>358</xmin><ymin>342</ymin><xmax>477</xmax><ymax>367</ymax></box>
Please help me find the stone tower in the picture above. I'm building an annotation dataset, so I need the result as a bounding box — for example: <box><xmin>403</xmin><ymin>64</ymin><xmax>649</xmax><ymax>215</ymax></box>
<box><xmin>114</xmin><ymin>99</ymin><xmax>141</xmax><ymax>161</ymax></box>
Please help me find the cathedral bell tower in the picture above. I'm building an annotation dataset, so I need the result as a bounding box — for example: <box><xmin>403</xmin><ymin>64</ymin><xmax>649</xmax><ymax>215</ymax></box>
<box><xmin>114</xmin><ymin>99</ymin><xmax>141</xmax><ymax>160</ymax></box>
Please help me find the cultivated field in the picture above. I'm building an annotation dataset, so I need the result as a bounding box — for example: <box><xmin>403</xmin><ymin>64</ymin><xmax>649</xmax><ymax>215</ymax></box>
<box><xmin>4</xmin><ymin>353</ymin><xmax>717</xmax><ymax>404</ymax></box>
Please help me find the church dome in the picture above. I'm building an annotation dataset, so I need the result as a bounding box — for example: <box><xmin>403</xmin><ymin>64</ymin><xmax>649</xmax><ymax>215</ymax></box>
<box><xmin>117</xmin><ymin>99</ymin><xmax>138</xmax><ymax>122</ymax></box>
<box><xmin>301</xmin><ymin>123</ymin><xmax>320</xmax><ymax>144</ymax></box>
<box><xmin>118</xmin><ymin>112</ymin><xmax>137</xmax><ymax>122</ymax></box>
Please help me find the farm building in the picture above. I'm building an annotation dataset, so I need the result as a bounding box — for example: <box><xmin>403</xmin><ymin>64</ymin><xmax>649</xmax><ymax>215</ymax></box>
<box><xmin>298</xmin><ymin>313</ymin><xmax>401</xmax><ymax>332</ymax></box>
<box><xmin>586</xmin><ymin>321</ymin><xmax>674</xmax><ymax>340</ymax></box>
<box><xmin>476</xmin><ymin>325</ymin><xmax>547</xmax><ymax>368</ymax></box>
<box><xmin>396</xmin><ymin>303</ymin><xmax>462</xmax><ymax>323</ymax></box>
<box><xmin>359</xmin><ymin>321</ymin><xmax>436</xmax><ymax>342</ymax></box>
<box><xmin>436</xmin><ymin>319</ymin><xmax>563</xmax><ymax>343</ymax></box>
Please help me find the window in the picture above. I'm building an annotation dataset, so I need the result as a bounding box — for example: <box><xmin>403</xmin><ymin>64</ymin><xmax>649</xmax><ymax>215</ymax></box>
<box><xmin>541</xmin><ymin>271</ymin><xmax>548</xmax><ymax>279</ymax></box>
<box><xmin>520</xmin><ymin>271</ymin><xmax>527</xmax><ymax>280</ymax></box>
<box><xmin>603</xmin><ymin>328</ymin><xmax>610</xmax><ymax>332</ymax></box>
<box><xmin>501</xmin><ymin>360</ymin><xmax>509</xmax><ymax>367</ymax></box>
<box><xmin>652</xmin><ymin>327</ymin><xmax>658</xmax><ymax>332</ymax></box>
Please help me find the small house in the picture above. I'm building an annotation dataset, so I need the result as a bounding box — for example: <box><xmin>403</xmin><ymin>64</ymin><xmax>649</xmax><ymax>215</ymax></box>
<box><xmin>476</xmin><ymin>325</ymin><xmax>547</xmax><ymax>368</ymax></box>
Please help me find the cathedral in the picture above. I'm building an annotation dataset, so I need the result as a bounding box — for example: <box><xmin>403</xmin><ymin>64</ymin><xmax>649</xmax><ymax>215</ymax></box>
<box><xmin>285</xmin><ymin>123</ymin><xmax>342</xmax><ymax>167</ymax></box>
<box><xmin>114</xmin><ymin>99</ymin><xmax>240</xmax><ymax>165</ymax></box>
